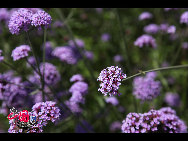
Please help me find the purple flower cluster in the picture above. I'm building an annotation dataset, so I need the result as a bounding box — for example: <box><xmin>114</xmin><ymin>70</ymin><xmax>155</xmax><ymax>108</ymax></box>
<box><xmin>101</xmin><ymin>33</ymin><xmax>111</xmax><ymax>42</ymax></box>
<box><xmin>8</xmin><ymin>8</ymin><xmax>51</xmax><ymax>35</ymax></box>
<box><xmin>114</xmin><ymin>55</ymin><xmax>124</xmax><ymax>63</ymax></box>
<box><xmin>52</xmin><ymin>46</ymin><xmax>80</xmax><ymax>65</ymax></box>
<box><xmin>134</xmin><ymin>34</ymin><xmax>157</xmax><ymax>48</ymax></box>
<box><xmin>164</xmin><ymin>92</ymin><xmax>181</xmax><ymax>107</ymax></box>
<box><xmin>121</xmin><ymin>107</ymin><xmax>187</xmax><ymax>133</ymax></box>
<box><xmin>144</xmin><ymin>24</ymin><xmax>159</xmax><ymax>34</ymax></box>
<box><xmin>138</xmin><ymin>12</ymin><xmax>153</xmax><ymax>21</ymax></box>
<box><xmin>105</xmin><ymin>97</ymin><xmax>119</xmax><ymax>106</ymax></box>
<box><xmin>8</xmin><ymin>101</ymin><xmax>60</xmax><ymax>133</ymax></box>
<box><xmin>180</xmin><ymin>11</ymin><xmax>188</xmax><ymax>25</ymax></box>
<box><xmin>84</xmin><ymin>51</ymin><xmax>94</xmax><ymax>60</ymax></box>
<box><xmin>0</xmin><ymin>8</ymin><xmax>10</xmax><ymax>23</ymax></box>
<box><xmin>182</xmin><ymin>42</ymin><xmax>188</xmax><ymax>50</ymax></box>
<box><xmin>97</xmin><ymin>66</ymin><xmax>126</xmax><ymax>96</ymax></box>
<box><xmin>68</xmin><ymin>39</ymin><xmax>85</xmax><ymax>48</ymax></box>
<box><xmin>31</xmin><ymin>10</ymin><xmax>52</xmax><ymax>30</ymax></box>
<box><xmin>0</xmin><ymin>50</ymin><xmax>4</xmax><ymax>62</ymax></box>
<box><xmin>110</xmin><ymin>121</ymin><xmax>122</xmax><ymax>132</ymax></box>
<box><xmin>65</xmin><ymin>74</ymin><xmax>88</xmax><ymax>113</ymax></box>
<box><xmin>133</xmin><ymin>72</ymin><xmax>161</xmax><ymax>101</ymax></box>
<box><xmin>36</xmin><ymin>62</ymin><xmax>61</xmax><ymax>86</ymax></box>
<box><xmin>41</xmin><ymin>41</ymin><xmax>54</xmax><ymax>60</ymax></box>
<box><xmin>11</xmin><ymin>45</ymin><xmax>31</xmax><ymax>61</ymax></box>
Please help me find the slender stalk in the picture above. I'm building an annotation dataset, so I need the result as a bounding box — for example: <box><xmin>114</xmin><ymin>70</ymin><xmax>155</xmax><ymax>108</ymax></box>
<box><xmin>114</xmin><ymin>8</ymin><xmax>130</xmax><ymax>72</ymax></box>
<box><xmin>123</xmin><ymin>64</ymin><xmax>188</xmax><ymax>81</ymax></box>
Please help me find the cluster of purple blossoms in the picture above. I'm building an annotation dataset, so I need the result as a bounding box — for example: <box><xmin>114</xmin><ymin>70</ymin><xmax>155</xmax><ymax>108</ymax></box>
<box><xmin>164</xmin><ymin>92</ymin><xmax>181</xmax><ymax>107</ymax></box>
<box><xmin>133</xmin><ymin>72</ymin><xmax>161</xmax><ymax>101</ymax></box>
<box><xmin>26</xmin><ymin>56</ymin><xmax>36</xmax><ymax>68</ymax></box>
<box><xmin>134</xmin><ymin>34</ymin><xmax>157</xmax><ymax>48</ymax></box>
<box><xmin>31</xmin><ymin>10</ymin><xmax>52</xmax><ymax>30</ymax></box>
<box><xmin>36</xmin><ymin>62</ymin><xmax>61</xmax><ymax>86</ymax></box>
<box><xmin>144</xmin><ymin>24</ymin><xmax>159</xmax><ymax>34</ymax></box>
<box><xmin>41</xmin><ymin>41</ymin><xmax>54</xmax><ymax>60</ymax></box>
<box><xmin>65</xmin><ymin>74</ymin><xmax>88</xmax><ymax>113</ymax></box>
<box><xmin>84</xmin><ymin>51</ymin><xmax>94</xmax><ymax>60</ymax></box>
<box><xmin>105</xmin><ymin>97</ymin><xmax>119</xmax><ymax>106</ymax></box>
<box><xmin>0</xmin><ymin>50</ymin><xmax>4</xmax><ymax>62</ymax></box>
<box><xmin>70</xmin><ymin>74</ymin><xmax>84</xmax><ymax>82</ymax></box>
<box><xmin>182</xmin><ymin>42</ymin><xmax>188</xmax><ymax>50</ymax></box>
<box><xmin>68</xmin><ymin>39</ymin><xmax>85</xmax><ymax>48</ymax></box>
<box><xmin>52</xmin><ymin>46</ymin><xmax>80</xmax><ymax>65</ymax></box>
<box><xmin>8</xmin><ymin>101</ymin><xmax>60</xmax><ymax>133</ymax></box>
<box><xmin>167</xmin><ymin>25</ymin><xmax>176</xmax><ymax>34</ymax></box>
<box><xmin>138</xmin><ymin>12</ymin><xmax>153</xmax><ymax>21</ymax></box>
<box><xmin>53</xmin><ymin>20</ymin><xmax>64</xmax><ymax>28</ymax></box>
<box><xmin>101</xmin><ymin>33</ymin><xmax>111</xmax><ymax>42</ymax></box>
<box><xmin>11</xmin><ymin>45</ymin><xmax>31</xmax><ymax>61</ymax></box>
<box><xmin>180</xmin><ymin>11</ymin><xmax>188</xmax><ymax>25</ymax></box>
<box><xmin>121</xmin><ymin>107</ymin><xmax>187</xmax><ymax>133</ymax></box>
<box><xmin>97</xmin><ymin>66</ymin><xmax>126</xmax><ymax>96</ymax></box>
<box><xmin>8</xmin><ymin>8</ymin><xmax>51</xmax><ymax>35</ymax></box>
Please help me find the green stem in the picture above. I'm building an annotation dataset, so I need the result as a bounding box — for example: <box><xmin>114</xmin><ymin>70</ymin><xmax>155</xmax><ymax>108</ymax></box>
<box><xmin>123</xmin><ymin>64</ymin><xmax>188</xmax><ymax>81</ymax></box>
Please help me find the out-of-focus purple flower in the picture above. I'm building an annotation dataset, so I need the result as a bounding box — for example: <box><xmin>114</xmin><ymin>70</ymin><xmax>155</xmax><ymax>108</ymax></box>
<box><xmin>134</xmin><ymin>34</ymin><xmax>157</xmax><ymax>48</ymax></box>
<box><xmin>95</xmin><ymin>8</ymin><xmax>103</xmax><ymax>14</ymax></box>
<box><xmin>110</xmin><ymin>121</ymin><xmax>122</xmax><ymax>132</ymax></box>
<box><xmin>31</xmin><ymin>10</ymin><xmax>52</xmax><ymax>30</ymax></box>
<box><xmin>180</xmin><ymin>11</ymin><xmax>188</xmax><ymax>25</ymax></box>
<box><xmin>69</xmin><ymin>81</ymin><xmax>88</xmax><ymax>95</ymax></box>
<box><xmin>105</xmin><ymin>97</ymin><xmax>119</xmax><ymax>106</ymax></box>
<box><xmin>26</xmin><ymin>56</ymin><xmax>36</xmax><ymax>68</ymax></box>
<box><xmin>159</xmin><ymin>23</ymin><xmax>169</xmax><ymax>32</ymax></box>
<box><xmin>65</xmin><ymin>100</ymin><xmax>82</xmax><ymax>113</ymax></box>
<box><xmin>52</xmin><ymin>46</ymin><xmax>80</xmax><ymax>65</ymax></box>
<box><xmin>11</xmin><ymin>45</ymin><xmax>31</xmax><ymax>61</ymax></box>
<box><xmin>70</xmin><ymin>74</ymin><xmax>84</xmax><ymax>82</ymax></box>
<box><xmin>53</xmin><ymin>20</ymin><xmax>64</xmax><ymax>28</ymax></box>
<box><xmin>42</xmin><ymin>41</ymin><xmax>54</xmax><ymax>60</ymax></box>
<box><xmin>144</xmin><ymin>24</ymin><xmax>159</xmax><ymax>34</ymax></box>
<box><xmin>133</xmin><ymin>72</ymin><xmax>161</xmax><ymax>101</ymax></box>
<box><xmin>68</xmin><ymin>39</ymin><xmax>85</xmax><ymax>48</ymax></box>
<box><xmin>69</xmin><ymin>91</ymin><xmax>85</xmax><ymax>104</ymax></box>
<box><xmin>84</xmin><ymin>51</ymin><xmax>94</xmax><ymax>60</ymax></box>
<box><xmin>164</xmin><ymin>8</ymin><xmax>179</xmax><ymax>11</ymax></box>
<box><xmin>138</xmin><ymin>12</ymin><xmax>153</xmax><ymax>21</ymax></box>
<box><xmin>0</xmin><ymin>50</ymin><xmax>4</xmax><ymax>62</ymax></box>
<box><xmin>8</xmin><ymin>8</ymin><xmax>33</xmax><ymax>35</ymax></box>
<box><xmin>97</xmin><ymin>66</ymin><xmax>126</xmax><ymax>96</ymax></box>
<box><xmin>182</xmin><ymin>42</ymin><xmax>188</xmax><ymax>50</ymax></box>
<box><xmin>0</xmin><ymin>8</ymin><xmax>10</xmax><ymax>22</ymax></box>
<box><xmin>101</xmin><ymin>33</ymin><xmax>111</xmax><ymax>42</ymax></box>
<box><xmin>114</xmin><ymin>55</ymin><xmax>123</xmax><ymax>63</ymax></box>
<box><xmin>121</xmin><ymin>107</ymin><xmax>187</xmax><ymax>133</ymax></box>
<box><xmin>75</xmin><ymin>120</ymin><xmax>94</xmax><ymax>133</ymax></box>
<box><xmin>167</xmin><ymin>25</ymin><xmax>176</xmax><ymax>34</ymax></box>
<box><xmin>164</xmin><ymin>92</ymin><xmax>181</xmax><ymax>107</ymax></box>
<box><xmin>36</xmin><ymin>62</ymin><xmax>60</xmax><ymax>86</ymax></box>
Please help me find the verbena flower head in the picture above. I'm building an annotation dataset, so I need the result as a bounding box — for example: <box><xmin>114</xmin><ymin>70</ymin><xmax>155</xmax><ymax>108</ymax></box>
<box><xmin>68</xmin><ymin>39</ymin><xmax>85</xmax><ymax>48</ymax></box>
<box><xmin>101</xmin><ymin>33</ymin><xmax>111</xmax><ymax>42</ymax></box>
<box><xmin>41</xmin><ymin>41</ymin><xmax>54</xmax><ymax>60</ymax></box>
<box><xmin>110</xmin><ymin>121</ymin><xmax>122</xmax><ymax>132</ymax></box>
<box><xmin>164</xmin><ymin>92</ymin><xmax>181</xmax><ymax>107</ymax></box>
<box><xmin>121</xmin><ymin>107</ymin><xmax>187</xmax><ymax>133</ymax></box>
<box><xmin>8</xmin><ymin>8</ymin><xmax>33</xmax><ymax>35</ymax></box>
<box><xmin>11</xmin><ymin>45</ymin><xmax>31</xmax><ymax>61</ymax></box>
<box><xmin>138</xmin><ymin>12</ymin><xmax>153</xmax><ymax>21</ymax></box>
<box><xmin>134</xmin><ymin>34</ymin><xmax>157</xmax><ymax>48</ymax></box>
<box><xmin>133</xmin><ymin>72</ymin><xmax>161</xmax><ymax>101</ymax></box>
<box><xmin>52</xmin><ymin>46</ymin><xmax>79</xmax><ymax>65</ymax></box>
<box><xmin>69</xmin><ymin>81</ymin><xmax>88</xmax><ymax>95</ymax></box>
<box><xmin>37</xmin><ymin>62</ymin><xmax>60</xmax><ymax>86</ymax></box>
<box><xmin>65</xmin><ymin>100</ymin><xmax>83</xmax><ymax>113</ymax></box>
<box><xmin>31</xmin><ymin>10</ymin><xmax>52</xmax><ymax>30</ymax></box>
<box><xmin>105</xmin><ymin>97</ymin><xmax>119</xmax><ymax>106</ymax></box>
<box><xmin>167</xmin><ymin>25</ymin><xmax>176</xmax><ymax>34</ymax></box>
<box><xmin>84</xmin><ymin>51</ymin><xmax>94</xmax><ymax>60</ymax></box>
<box><xmin>70</xmin><ymin>74</ymin><xmax>84</xmax><ymax>82</ymax></box>
<box><xmin>69</xmin><ymin>91</ymin><xmax>85</xmax><ymax>104</ymax></box>
<box><xmin>180</xmin><ymin>11</ymin><xmax>188</xmax><ymax>25</ymax></box>
<box><xmin>0</xmin><ymin>50</ymin><xmax>4</xmax><ymax>62</ymax></box>
<box><xmin>182</xmin><ymin>42</ymin><xmax>188</xmax><ymax>50</ymax></box>
<box><xmin>144</xmin><ymin>24</ymin><xmax>159</xmax><ymax>34</ymax></box>
<box><xmin>97</xmin><ymin>66</ymin><xmax>126</xmax><ymax>96</ymax></box>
